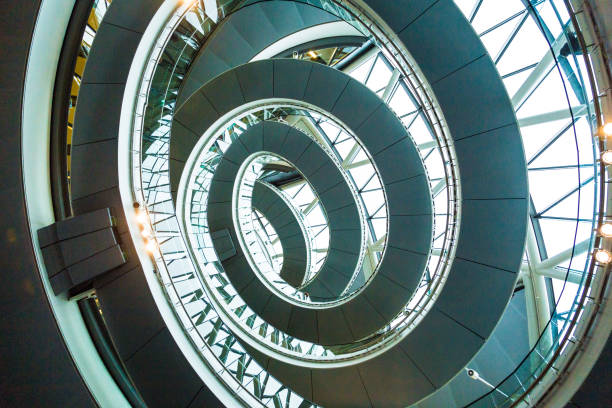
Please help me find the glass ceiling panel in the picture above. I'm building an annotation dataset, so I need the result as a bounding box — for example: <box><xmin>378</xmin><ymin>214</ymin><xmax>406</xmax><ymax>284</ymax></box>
<box><xmin>388</xmin><ymin>85</ymin><xmax>417</xmax><ymax>117</ymax></box>
<box><xmin>502</xmin><ymin>67</ymin><xmax>536</xmax><ymax>96</ymax></box>
<box><xmin>528</xmin><ymin>166</ymin><xmax>593</xmax><ymax>212</ymax></box>
<box><xmin>364</xmin><ymin>57</ymin><xmax>392</xmax><ymax>91</ymax></box>
<box><xmin>479</xmin><ymin>13</ymin><xmax>525</xmax><ymax>58</ymax></box>
<box><xmin>407</xmin><ymin>114</ymin><xmax>434</xmax><ymax>145</ymax></box>
<box><xmin>348</xmin><ymin>56</ymin><xmax>375</xmax><ymax>83</ymax></box>
<box><xmin>495</xmin><ymin>18</ymin><xmax>550</xmax><ymax>75</ymax></box>
<box><xmin>516</xmin><ymin>69</ymin><xmax>581</xmax><ymax>116</ymax></box>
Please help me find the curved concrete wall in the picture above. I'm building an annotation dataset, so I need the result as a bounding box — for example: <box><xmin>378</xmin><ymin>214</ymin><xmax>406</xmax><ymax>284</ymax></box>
<box><xmin>252</xmin><ymin>181</ymin><xmax>308</xmax><ymax>288</ymax></box>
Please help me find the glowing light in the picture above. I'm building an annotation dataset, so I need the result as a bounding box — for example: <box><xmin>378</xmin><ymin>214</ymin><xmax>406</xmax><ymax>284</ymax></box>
<box><xmin>600</xmin><ymin>224</ymin><xmax>612</xmax><ymax>238</ymax></box>
<box><xmin>601</xmin><ymin>150</ymin><xmax>612</xmax><ymax>165</ymax></box>
<box><xmin>141</xmin><ymin>228</ymin><xmax>153</xmax><ymax>239</ymax></box>
<box><xmin>145</xmin><ymin>240</ymin><xmax>158</xmax><ymax>253</ymax></box>
<box><xmin>308</xmin><ymin>51</ymin><xmax>317</xmax><ymax>59</ymax></box>
<box><xmin>135</xmin><ymin>210</ymin><xmax>148</xmax><ymax>224</ymax></box>
<box><xmin>595</xmin><ymin>249</ymin><xmax>611</xmax><ymax>264</ymax></box>
<box><xmin>603</xmin><ymin>122</ymin><xmax>612</xmax><ymax>136</ymax></box>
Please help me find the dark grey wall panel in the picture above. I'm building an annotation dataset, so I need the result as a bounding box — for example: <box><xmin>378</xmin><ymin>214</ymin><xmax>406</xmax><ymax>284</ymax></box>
<box><xmin>287</xmin><ymin>307</ymin><xmax>319</xmax><ymax>342</ymax></box>
<box><xmin>274</xmin><ymin>210</ymin><xmax>296</xmax><ymax>228</ymax></box>
<box><xmin>327</xmin><ymin>204</ymin><xmax>361</xmax><ymax>230</ymax></box>
<box><xmin>386</xmin><ymin>174</ymin><xmax>432</xmax><ymax>215</ymax></box>
<box><xmin>278</xmin><ymin>131</ymin><xmax>312</xmax><ymax>162</ymax></box>
<box><xmin>223</xmin><ymin>254</ymin><xmax>256</xmax><ymax>292</ymax></box>
<box><xmin>373</xmin><ymin>138</ymin><xmax>425</xmax><ymax>182</ymax></box>
<box><xmin>453</xmin><ymin>124</ymin><xmax>527</xmax><ymax>199</ymax></box>
<box><xmin>274</xmin><ymin>58</ymin><xmax>312</xmax><ymax>101</ymax></box>
<box><xmin>101</xmin><ymin>0</ymin><xmax>163</xmax><ymax>33</ymax></box>
<box><xmin>179</xmin><ymin>54</ymin><xmax>230</xmax><ymax>103</ymax></box>
<box><xmin>319</xmin><ymin>182</ymin><xmax>354</xmax><ymax>211</ymax></box>
<box><xmin>268</xmin><ymin>359</ymin><xmax>313</xmax><ymax>402</ymax></box>
<box><xmin>95</xmin><ymin>267</ymin><xmax>166</xmax><ymax>361</ymax></box>
<box><xmin>360</xmin><ymin>347</ymin><xmax>435</xmax><ymax>408</ymax></box>
<box><xmin>311</xmin><ymin>366</ymin><xmax>370</xmax><ymax>407</ymax></box>
<box><xmin>378</xmin><ymin>246</ymin><xmax>428</xmax><ymax>291</ymax></box>
<box><xmin>72</xmin><ymin>83</ymin><xmax>126</xmax><ymax>144</ymax></box>
<box><xmin>80</xmin><ymin>23</ymin><xmax>142</xmax><ymax>83</ymax></box>
<box><xmin>207</xmin><ymin>23</ymin><xmax>256</xmax><ymax>64</ymax></box>
<box><xmin>0</xmin><ymin>1</ymin><xmax>94</xmax><ymax>405</ymax></box>
<box><xmin>356</xmin><ymin>103</ymin><xmax>408</xmax><ymax>154</ymax></box>
<box><xmin>241</xmin><ymin>279</ymin><xmax>273</xmax><ymax>312</ymax></box>
<box><xmin>316</xmin><ymin>307</ymin><xmax>353</xmax><ymax>345</ymax></box>
<box><xmin>261</xmin><ymin>119</ymin><xmax>290</xmax><ymax>151</ymax></box>
<box><xmin>364</xmin><ymin>0</ymin><xmax>437</xmax><ymax>33</ymax></box>
<box><xmin>174</xmin><ymin>90</ymin><xmax>218</xmax><ymax>132</ymax></box>
<box><xmin>262</xmin><ymin>1</ymin><xmax>309</xmax><ymax>34</ymax></box>
<box><xmin>387</xmin><ymin>214</ymin><xmax>433</xmax><ymax>254</ymax></box>
<box><xmin>261</xmin><ymin>295</ymin><xmax>293</xmax><ymax>331</ymax></box>
<box><xmin>202</xmin><ymin>70</ymin><xmax>245</xmax><ymax>115</ymax></box>
<box><xmin>331</xmin><ymin>79</ymin><xmax>382</xmax><ymax>130</ymax></box>
<box><xmin>305</xmin><ymin>162</ymin><xmax>345</xmax><ymax>193</ymax></box>
<box><xmin>329</xmin><ymin>229</ymin><xmax>361</xmax><ymax>253</ymax></box>
<box><xmin>364</xmin><ymin>273</ymin><xmax>412</xmax><ymax>320</ymax></box>
<box><xmin>455</xmin><ymin>199</ymin><xmax>527</xmax><ymax>272</ymax></box>
<box><xmin>293</xmin><ymin>142</ymin><xmax>329</xmax><ymax>175</ymax></box>
<box><xmin>400</xmin><ymin>309</ymin><xmax>484</xmax><ymax>387</ymax></box>
<box><xmin>252</xmin><ymin>185</ymin><xmax>277</xmax><ymax>212</ymax></box>
<box><xmin>171</xmin><ymin>121</ymin><xmax>201</xmax><ymax>174</ymax></box>
<box><xmin>71</xmin><ymin>139</ymin><xmax>119</xmax><ymax>200</ymax></box>
<box><xmin>415</xmin><ymin>291</ymin><xmax>530</xmax><ymax>407</ymax></box>
<box><xmin>395</xmin><ymin>0</ymin><xmax>486</xmax><ymax>84</ymax></box>
<box><xmin>240</xmin><ymin>122</ymin><xmax>265</xmax><ymax>152</ymax></box>
<box><xmin>230</xmin><ymin>4</ymin><xmax>279</xmax><ymax>50</ymax></box>
<box><xmin>188</xmin><ymin>385</ymin><xmax>226</xmax><ymax>408</ymax></box>
<box><xmin>342</xmin><ymin>294</ymin><xmax>386</xmax><ymax>338</ymax></box>
<box><xmin>302</xmin><ymin>63</ymin><xmax>350</xmax><ymax>111</ymax></box>
<box><xmin>253</xmin><ymin>181</ymin><xmax>307</xmax><ymax>287</ymax></box>
<box><xmin>124</xmin><ymin>328</ymin><xmax>209</xmax><ymax>408</ymax></box>
<box><xmin>431</xmin><ymin>56</ymin><xmax>517</xmax><ymax>140</ymax></box>
<box><xmin>434</xmin><ymin>258</ymin><xmax>517</xmax><ymax>338</ymax></box>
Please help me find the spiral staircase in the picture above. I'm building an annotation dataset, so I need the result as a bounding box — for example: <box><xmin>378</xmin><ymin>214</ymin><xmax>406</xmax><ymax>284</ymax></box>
<box><xmin>2</xmin><ymin>0</ymin><xmax>612</xmax><ymax>407</ymax></box>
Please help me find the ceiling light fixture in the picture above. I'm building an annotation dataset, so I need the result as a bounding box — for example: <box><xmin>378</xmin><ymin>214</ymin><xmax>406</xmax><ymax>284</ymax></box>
<box><xmin>600</xmin><ymin>223</ymin><xmax>612</xmax><ymax>238</ymax></box>
<box><xmin>594</xmin><ymin>249</ymin><xmax>611</xmax><ymax>264</ymax></box>
<box><xmin>601</xmin><ymin>150</ymin><xmax>612</xmax><ymax>165</ymax></box>
<box><xmin>145</xmin><ymin>239</ymin><xmax>158</xmax><ymax>254</ymax></box>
